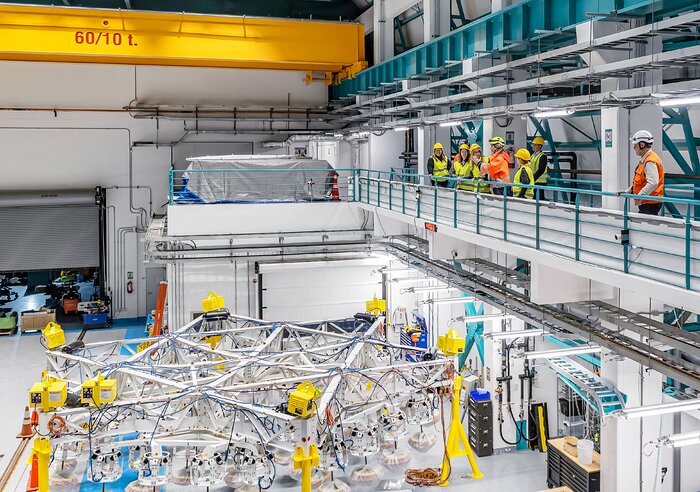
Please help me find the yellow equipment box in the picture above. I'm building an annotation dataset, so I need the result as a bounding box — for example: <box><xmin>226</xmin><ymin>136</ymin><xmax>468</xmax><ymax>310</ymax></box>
<box><xmin>30</xmin><ymin>379</ymin><xmax>67</xmax><ymax>412</ymax></box>
<box><xmin>43</xmin><ymin>322</ymin><xmax>65</xmax><ymax>350</ymax></box>
<box><xmin>366</xmin><ymin>296</ymin><xmax>386</xmax><ymax>315</ymax></box>
<box><xmin>438</xmin><ymin>328</ymin><xmax>466</xmax><ymax>357</ymax></box>
<box><xmin>202</xmin><ymin>291</ymin><xmax>225</xmax><ymax>312</ymax></box>
<box><xmin>287</xmin><ymin>381</ymin><xmax>320</xmax><ymax>418</ymax></box>
<box><xmin>81</xmin><ymin>373</ymin><xmax>117</xmax><ymax>406</ymax></box>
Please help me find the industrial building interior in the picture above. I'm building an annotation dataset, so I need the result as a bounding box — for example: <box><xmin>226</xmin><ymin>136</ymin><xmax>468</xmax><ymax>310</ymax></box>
<box><xmin>1</xmin><ymin>0</ymin><xmax>700</xmax><ymax>491</ymax></box>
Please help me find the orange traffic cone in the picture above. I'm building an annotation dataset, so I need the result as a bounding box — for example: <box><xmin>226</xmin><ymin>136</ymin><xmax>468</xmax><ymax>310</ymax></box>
<box><xmin>16</xmin><ymin>406</ymin><xmax>35</xmax><ymax>439</ymax></box>
<box><xmin>26</xmin><ymin>453</ymin><xmax>39</xmax><ymax>492</ymax></box>
<box><xmin>330</xmin><ymin>172</ymin><xmax>340</xmax><ymax>201</ymax></box>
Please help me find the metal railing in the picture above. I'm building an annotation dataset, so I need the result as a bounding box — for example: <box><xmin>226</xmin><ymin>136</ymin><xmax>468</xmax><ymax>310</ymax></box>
<box><xmin>352</xmin><ymin>169</ymin><xmax>700</xmax><ymax>292</ymax></box>
<box><xmin>169</xmin><ymin>168</ymin><xmax>353</xmax><ymax>205</ymax></box>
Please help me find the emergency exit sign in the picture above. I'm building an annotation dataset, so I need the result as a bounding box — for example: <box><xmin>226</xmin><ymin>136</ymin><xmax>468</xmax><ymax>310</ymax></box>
<box><xmin>425</xmin><ymin>222</ymin><xmax>438</xmax><ymax>232</ymax></box>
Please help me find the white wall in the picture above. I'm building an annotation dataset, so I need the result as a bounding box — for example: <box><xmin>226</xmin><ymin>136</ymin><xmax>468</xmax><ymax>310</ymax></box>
<box><xmin>0</xmin><ymin>61</ymin><xmax>327</xmax><ymax>318</ymax></box>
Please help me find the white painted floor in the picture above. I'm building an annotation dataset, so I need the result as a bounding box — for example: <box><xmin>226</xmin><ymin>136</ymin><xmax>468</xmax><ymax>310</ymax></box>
<box><xmin>0</xmin><ymin>328</ymin><xmax>549</xmax><ymax>491</ymax></box>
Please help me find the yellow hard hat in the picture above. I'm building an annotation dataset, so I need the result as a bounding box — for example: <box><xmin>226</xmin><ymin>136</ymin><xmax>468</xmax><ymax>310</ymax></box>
<box><xmin>469</xmin><ymin>143</ymin><xmax>482</xmax><ymax>153</ymax></box>
<box><xmin>433</xmin><ymin>143</ymin><xmax>443</xmax><ymax>150</ymax></box>
<box><xmin>458</xmin><ymin>143</ymin><xmax>469</xmax><ymax>151</ymax></box>
<box><xmin>489</xmin><ymin>136</ymin><xmax>505</xmax><ymax>146</ymax></box>
<box><xmin>531</xmin><ymin>136</ymin><xmax>545</xmax><ymax>145</ymax></box>
<box><xmin>514</xmin><ymin>148</ymin><xmax>531</xmax><ymax>161</ymax></box>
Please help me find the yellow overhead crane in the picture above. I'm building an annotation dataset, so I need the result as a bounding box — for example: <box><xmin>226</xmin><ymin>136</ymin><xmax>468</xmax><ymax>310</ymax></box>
<box><xmin>0</xmin><ymin>4</ymin><xmax>367</xmax><ymax>84</ymax></box>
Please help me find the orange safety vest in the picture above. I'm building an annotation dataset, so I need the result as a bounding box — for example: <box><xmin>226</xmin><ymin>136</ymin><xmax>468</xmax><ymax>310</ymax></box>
<box><xmin>486</xmin><ymin>150</ymin><xmax>511</xmax><ymax>184</ymax></box>
<box><xmin>632</xmin><ymin>150</ymin><xmax>664</xmax><ymax>204</ymax></box>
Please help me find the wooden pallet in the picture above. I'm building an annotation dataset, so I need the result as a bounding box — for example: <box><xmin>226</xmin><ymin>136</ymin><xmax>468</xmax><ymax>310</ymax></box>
<box><xmin>0</xmin><ymin>326</ymin><xmax>17</xmax><ymax>336</ymax></box>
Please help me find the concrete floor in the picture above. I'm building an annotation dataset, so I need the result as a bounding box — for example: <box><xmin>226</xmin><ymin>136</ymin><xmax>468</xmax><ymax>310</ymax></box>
<box><xmin>1</xmin><ymin>284</ymin><xmax>99</xmax><ymax>331</ymax></box>
<box><xmin>0</xmin><ymin>323</ymin><xmax>549</xmax><ymax>491</ymax></box>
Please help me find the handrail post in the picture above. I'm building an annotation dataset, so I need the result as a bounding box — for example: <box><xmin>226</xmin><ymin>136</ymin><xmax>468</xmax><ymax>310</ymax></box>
<box><xmin>377</xmin><ymin>171</ymin><xmax>381</xmax><ymax>207</ymax></box>
<box><xmin>535</xmin><ymin>192</ymin><xmax>540</xmax><ymax>250</ymax></box>
<box><xmin>389</xmin><ymin>176</ymin><xmax>393</xmax><ymax>211</ymax></box>
<box><xmin>402</xmin><ymin>182</ymin><xmax>406</xmax><ymax>214</ymax></box>
<box><xmin>686</xmin><ymin>205</ymin><xmax>692</xmax><ymax>289</ymax></box>
<box><xmin>503</xmin><ymin>187</ymin><xmax>508</xmax><ymax>241</ymax></box>
<box><xmin>168</xmin><ymin>169</ymin><xmax>174</xmax><ymax>205</ymax></box>
<box><xmin>476</xmin><ymin>194</ymin><xmax>481</xmax><ymax>234</ymax></box>
<box><xmin>434</xmin><ymin>185</ymin><xmax>438</xmax><ymax>223</ymax></box>
<box><xmin>352</xmin><ymin>169</ymin><xmax>357</xmax><ymax>202</ymax></box>
<box><xmin>453</xmin><ymin>188</ymin><xmax>458</xmax><ymax>228</ymax></box>
<box><xmin>623</xmin><ymin>198</ymin><xmax>629</xmax><ymax>274</ymax></box>
<box><xmin>575</xmin><ymin>193</ymin><xmax>581</xmax><ymax>261</ymax></box>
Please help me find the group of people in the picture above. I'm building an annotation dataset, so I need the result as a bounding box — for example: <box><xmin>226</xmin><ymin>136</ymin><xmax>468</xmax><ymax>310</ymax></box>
<box><xmin>426</xmin><ymin>129</ymin><xmax>664</xmax><ymax>215</ymax></box>
<box><xmin>426</xmin><ymin>136</ymin><xmax>549</xmax><ymax>199</ymax></box>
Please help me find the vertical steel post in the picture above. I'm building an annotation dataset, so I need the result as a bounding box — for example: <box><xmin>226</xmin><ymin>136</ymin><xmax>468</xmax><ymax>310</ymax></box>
<box><xmin>453</xmin><ymin>189</ymin><xmax>458</xmax><ymax>228</ymax></box>
<box><xmin>535</xmin><ymin>192</ymin><xmax>541</xmax><ymax>250</ymax></box>
<box><xmin>575</xmin><ymin>193</ymin><xmax>581</xmax><ymax>261</ymax></box>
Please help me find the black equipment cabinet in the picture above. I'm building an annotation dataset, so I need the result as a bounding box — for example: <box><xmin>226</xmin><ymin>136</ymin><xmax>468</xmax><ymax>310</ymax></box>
<box><xmin>546</xmin><ymin>438</ymin><xmax>600</xmax><ymax>492</ymax></box>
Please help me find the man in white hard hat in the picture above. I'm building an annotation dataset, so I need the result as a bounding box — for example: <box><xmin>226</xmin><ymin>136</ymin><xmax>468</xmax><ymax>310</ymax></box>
<box><xmin>616</xmin><ymin>130</ymin><xmax>665</xmax><ymax>215</ymax></box>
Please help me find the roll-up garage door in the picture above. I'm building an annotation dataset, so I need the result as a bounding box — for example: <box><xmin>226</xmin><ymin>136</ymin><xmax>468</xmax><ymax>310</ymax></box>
<box><xmin>0</xmin><ymin>191</ymin><xmax>99</xmax><ymax>272</ymax></box>
<box><xmin>258</xmin><ymin>259</ymin><xmax>385</xmax><ymax>322</ymax></box>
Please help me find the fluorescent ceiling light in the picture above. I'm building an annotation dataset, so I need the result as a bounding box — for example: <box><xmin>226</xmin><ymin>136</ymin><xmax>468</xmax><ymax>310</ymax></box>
<box><xmin>487</xmin><ymin>328</ymin><xmax>546</xmax><ymax>340</ymax></box>
<box><xmin>400</xmin><ymin>286</ymin><xmax>457</xmax><ymax>294</ymax></box>
<box><xmin>658</xmin><ymin>95</ymin><xmax>700</xmax><ymax>107</ymax></box>
<box><xmin>662</xmin><ymin>431</ymin><xmax>700</xmax><ymax>448</ymax></box>
<box><xmin>439</xmin><ymin>121</ymin><xmax>463</xmax><ymax>127</ymax></box>
<box><xmin>613</xmin><ymin>398</ymin><xmax>700</xmax><ymax>419</ymax></box>
<box><xmin>524</xmin><ymin>344</ymin><xmax>601</xmax><ymax>359</ymax></box>
<box><xmin>394</xmin><ymin>126</ymin><xmax>410</xmax><ymax>132</ymax></box>
<box><xmin>533</xmin><ymin>108</ymin><xmax>575</xmax><ymax>119</ymax></box>
<box><xmin>333</xmin><ymin>133</ymin><xmax>344</xmax><ymax>138</ymax></box>
<box><xmin>420</xmin><ymin>297</ymin><xmax>476</xmax><ymax>305</ymax></box>
<box><xmin>459</xmin><ymin>314</ymin><xmax>514</xmax><ymax>323</ymax></box>
<box><xmin>390</xmin><ymin>277</ymin><xmax>436</xmax><ymax>284</ymax></box>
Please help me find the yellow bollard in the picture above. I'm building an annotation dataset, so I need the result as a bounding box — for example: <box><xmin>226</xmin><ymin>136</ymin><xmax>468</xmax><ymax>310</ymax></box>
<box><xmin>438</xmin><ymin>375</ymin><xmax>483</xmax><ymax>486</ymax></box>
<box><xmin>33</xmin><ymin>437</ymin><xmax>51</xmax><ymax>492</ymax></box>
<box><xmin>293</xmin><ymin>444</ymin><xmax>319</xmax><ymax>492</ymax></box>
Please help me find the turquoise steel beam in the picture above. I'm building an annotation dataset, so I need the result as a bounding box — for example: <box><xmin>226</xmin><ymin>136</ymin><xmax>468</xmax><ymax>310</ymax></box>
<box><xmin>331</xmin><ymin>0</ymin><xmax>700</xmax><ymax>100</ymax></box>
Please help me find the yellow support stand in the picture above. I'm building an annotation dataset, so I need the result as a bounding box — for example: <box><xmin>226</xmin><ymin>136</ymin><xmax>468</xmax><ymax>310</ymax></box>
<box><xmin>438</xmin><ymin>375</ymin><xmax>483</xmax><ymax>486</ymax></box>
<box><xmin>34</xmin><ymin>437</ymin><xmax>51</xmax><ymax>492</ymax></box>
<box><xmin>293</xmin><ymin>444</ymin><xmax>319</xmax><ymax>492</ymax></box>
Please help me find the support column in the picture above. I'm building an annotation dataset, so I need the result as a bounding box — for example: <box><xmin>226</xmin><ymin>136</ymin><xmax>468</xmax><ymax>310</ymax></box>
<box><xmin>600</xmin><ymin>107</ymin><xmax>629</xmax><ymax>210</ymax></box>
<box><xmin>599</xmin><ymin>293</ymin><xmax>664</xmax><ymax>492</ymax></box>
<box><xmin>423</xmin><ymin>0</ymin><xmax>450</xmax><ymax>43</ymax></box>
<box><xmin>372</xmin><ymin>0</ymin><xmax>388</xmax><ymax>64</ymax></box>
<box><xmin>601</xmin><ymin>105</ymin><xmax>663</xmax><ymax>210</ymax></box>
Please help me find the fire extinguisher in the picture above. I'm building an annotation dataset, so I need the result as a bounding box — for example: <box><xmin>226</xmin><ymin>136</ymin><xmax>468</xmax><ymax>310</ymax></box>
<box><xmin>127</xmin><ymin>281</ymin><xmax>133</xmax><ymax>294</ymax></box>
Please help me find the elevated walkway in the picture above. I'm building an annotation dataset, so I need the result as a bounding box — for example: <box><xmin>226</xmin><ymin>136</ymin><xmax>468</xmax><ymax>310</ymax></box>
<box><xmin>354</xmin><ymin>171</ymin><xmax>700</xmax><ymax>313</ymax></box>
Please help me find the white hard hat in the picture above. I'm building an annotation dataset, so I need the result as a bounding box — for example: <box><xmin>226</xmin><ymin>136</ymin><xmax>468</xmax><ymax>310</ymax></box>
<box><xmin>630</xmin><ymin>130</ymin><xmax>654</xmax><ymax>145</ymax></box>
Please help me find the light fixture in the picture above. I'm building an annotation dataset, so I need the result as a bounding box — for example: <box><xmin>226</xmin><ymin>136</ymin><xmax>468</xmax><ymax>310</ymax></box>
<box><xmin>420</xmin><ymin>297</ymin><xmax>476</xmax><ymax>305</ymax></box>
<box><xmin>658</xmin><ymin>95</ymin><xmax>700</xmax><ymax>107</ymax></box>
<box><xmin>524</xmin><ymin>344</ymin><xmax>601</xmax><ymax>360</ymax></box>
<box><xmin>486</xmin><ymin>328</ymin><xmax>546</xmax><ymax>340</ymax></box>
<box><xmin>333</xmin><ymin>133</ymin><xmax>344</xmax><ymax>138</ymax></box>
<box><xmin>532</xmin><ymin>108</ymin><xmax>575</xmax><ymax>119</ymax></box>
<box><xmin>661</xmin><ymin>431</ymin><xmax>700</xmax><ymax>448</ymax></box>
<box><xmin>439</xmin><ymin>121</ymin><xmax>463</xmax><ymax>127</ymax></box>
<box><xmin>390</xmin><ymin>277</ymin><xmax>436</xmax><ymax>284</ymax></box>
<box><xmin>393</xmin><ymin>126</ymin><xmax>410</xmax><ymax>132</ymax></box>
<box><xmin>400</xmin><ymin>286</ymin><xmax>457</xmax><ymax>294</ymax></box>
<box><xmin>612</xmin><ymin>398</ymin><xmax>700</xmax><ymax>419</ymax></box>
<box><xmin>457</xmin><ymin>314</ymin><xmax>515</xmax><ymax>323</ymax></box>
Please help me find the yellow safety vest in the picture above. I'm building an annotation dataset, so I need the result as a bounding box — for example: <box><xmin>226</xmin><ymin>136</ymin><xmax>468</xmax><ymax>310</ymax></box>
<box><xmin>530</xmin><ymin>151</ymin><xmax>547</xmax><ymax>184</ymax></box>
<box><xmin>453</xmin><ymin>159</ymin><xmax>479</xmax><ymax>191</ymax></box>
<box><xmin>431</xmin><ymin>155</ymin><xmax>449</xmax><ymax>182</ymax></box>
<box><xmin>513</xmin><ymin>165</ymin><xmax>535</xmax><ymax>199</ymax></box>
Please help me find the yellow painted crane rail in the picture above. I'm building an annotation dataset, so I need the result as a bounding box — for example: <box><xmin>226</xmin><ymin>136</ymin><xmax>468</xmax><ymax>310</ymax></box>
<box><xmin>0</xmin><ymin>5</ymin><xmax>367</xmax><ymax>82</ymax></box>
